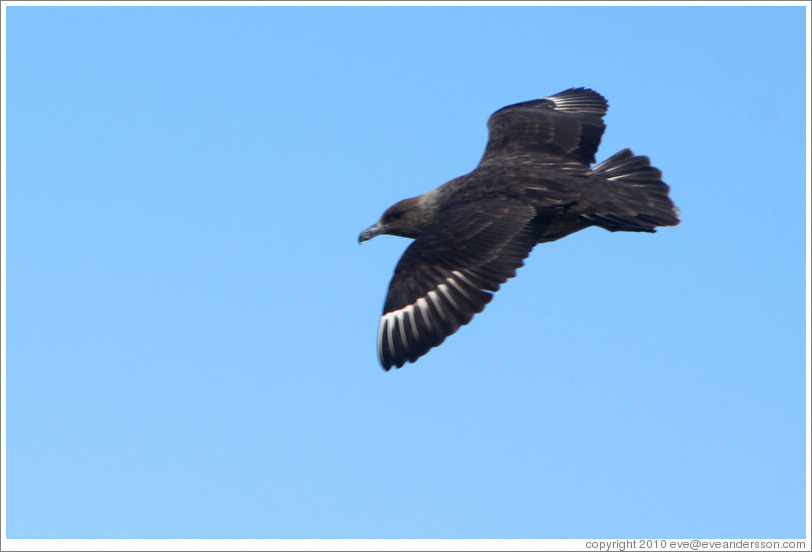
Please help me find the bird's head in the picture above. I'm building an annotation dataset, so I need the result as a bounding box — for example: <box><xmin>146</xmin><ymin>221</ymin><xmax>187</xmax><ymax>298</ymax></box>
<box><xmin>359</xmin><ymin>196</ymin><xmax>429</xmax><ymax>243</ymax></box>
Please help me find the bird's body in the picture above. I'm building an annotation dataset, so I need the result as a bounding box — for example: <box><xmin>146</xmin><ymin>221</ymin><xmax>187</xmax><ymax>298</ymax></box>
<box><xmin>360</xmin><ymin>88</ymin><xmax>679</xmax><ymax>370</ymax></box>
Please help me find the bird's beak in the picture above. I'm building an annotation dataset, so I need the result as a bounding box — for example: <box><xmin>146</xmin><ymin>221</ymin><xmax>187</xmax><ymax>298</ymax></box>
<box><xmin>359</xmin><ymin>221</ymin><xmax>387</xmax><ymax>243</ymax></box>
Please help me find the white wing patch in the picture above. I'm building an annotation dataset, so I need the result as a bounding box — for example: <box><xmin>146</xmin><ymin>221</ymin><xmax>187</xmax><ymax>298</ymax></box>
<box><xmin>437</xmin><ymin>283</ymin><xmax>460</xmax><ymax>311</ymax></box>
<box><xmin>449</xmin><ymin>271</ymin><xmax>475</xmax><ymax>299</ymax></box>
<box><xmin>378</xmin><ymin>270</ymin><xmax>485</xmax><ymax>365</ymax></box>
<box><xmin>427</xmin><ymin>289</ymin><xmax>446</xmax><ymax>321</ymax></box>
<box><xmin>415</xmin><ymin>297</ymin><xmax>433</xmax><ymax>332</ymax></box>
<box><xmin>451</xmin><ymin>270</ymin><xmax>476</xmax><ymax>289</ymax></box>
<box><xmin>543</xmin><ymin>88</ymin><xmax>606</xmax><ymax>116</ymax></box>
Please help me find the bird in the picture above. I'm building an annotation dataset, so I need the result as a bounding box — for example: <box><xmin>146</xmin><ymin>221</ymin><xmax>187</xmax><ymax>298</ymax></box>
<box><xmin>359</xmin><ymin>87</ymin><xmax>679</xmax><ymax>371</ymax></box>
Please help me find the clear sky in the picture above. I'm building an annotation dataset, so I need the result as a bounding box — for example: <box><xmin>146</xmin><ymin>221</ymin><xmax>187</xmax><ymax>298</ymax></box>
<box><xmin>4</xmin><ymin>4</ymin><xmax>808</xmax><ymax>540</ymax></box>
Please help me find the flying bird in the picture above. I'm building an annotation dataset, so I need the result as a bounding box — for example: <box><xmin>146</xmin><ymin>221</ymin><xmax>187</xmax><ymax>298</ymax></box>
<box><xmin>359</xmin><ymin>88</ymin><xmax>679</xmax><ymax>370</ymax></box>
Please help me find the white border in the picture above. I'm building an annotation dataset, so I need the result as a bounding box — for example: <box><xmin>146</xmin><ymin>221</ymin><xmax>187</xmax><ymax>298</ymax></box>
<box><xmin>1</xmin><ymin>0</ymin><xmax>8</xmax><ymax>548</ymax></box>
<box><xmin>805</xmin><ymin>0</ymin><xmax>811</xmax><ymax>545</ymax></box>
<box><xmin>0</xmin><ymin>1</ymin><xmax>809</xmax><ymax>551</ymax></box>
<box><xmin>1</xmin><ymin>540</ymin><xmax>812</xmax><ymax>552</ymax></box>
<box><xmin>0</xmin><ymin>0</ymin><xmax>809</xmax><ymax>6</ymax></box>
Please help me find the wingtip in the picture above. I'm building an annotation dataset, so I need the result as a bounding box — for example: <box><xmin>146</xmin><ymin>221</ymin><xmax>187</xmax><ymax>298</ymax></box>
<box><xmin>544</xmin><ymin>87</ymin><xmax>608</xmax><ymax>116</ymax></box>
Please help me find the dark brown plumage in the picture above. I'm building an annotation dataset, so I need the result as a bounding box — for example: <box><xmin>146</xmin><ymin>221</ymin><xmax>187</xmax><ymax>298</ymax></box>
<box><xmin>359</xmin><ymin>88</ymin><xmax>679</xmax><ymax>370</ymax></box>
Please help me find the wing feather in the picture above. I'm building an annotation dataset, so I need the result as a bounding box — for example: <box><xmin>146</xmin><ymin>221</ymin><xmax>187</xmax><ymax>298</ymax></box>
<box><xmin>479</xmin><ymin>87</ymin><xmax>608</xmax><ymax>168</ymax></box>
<box><xmin>378</xmin><ymin>200</ymin><xmax>546</xmax><ymax>369</ymax></box>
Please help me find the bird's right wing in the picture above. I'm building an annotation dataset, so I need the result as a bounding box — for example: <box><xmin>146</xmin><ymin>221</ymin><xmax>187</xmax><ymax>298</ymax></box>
<box><xmin>478</xmin><ymin>87</ymin><xmax>608</xmax><ymax>168</ymax></box>
<box><xmin>377</xmin><ymin>200</ymin><xmax>545</xmax><ymax>370</ymax></box>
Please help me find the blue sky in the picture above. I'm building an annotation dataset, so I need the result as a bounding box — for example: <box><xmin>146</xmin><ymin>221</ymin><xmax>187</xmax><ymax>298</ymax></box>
<box><xmin>4</xmin><ymin>4</ymin><xmax>808</xmax><ymax>540</ymax></box>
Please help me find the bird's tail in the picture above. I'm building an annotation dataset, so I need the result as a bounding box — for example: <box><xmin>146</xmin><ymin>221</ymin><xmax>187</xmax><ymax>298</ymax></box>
<box><xmin>583</xmin><ymin>149</ymin><xmax>680</xmax><ymax>232</ymax></box>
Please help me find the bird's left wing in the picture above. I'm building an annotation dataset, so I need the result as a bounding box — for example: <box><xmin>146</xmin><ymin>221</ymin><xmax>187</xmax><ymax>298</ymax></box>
<box><xmin>377</xmin><ymin>200</ymin><xmax>545</xmax><ymax>370</ymax></box>
<box><xmin>478</xmin><ymin>87</ymin><xmax>608</xmax><ymax>168</ymax></box>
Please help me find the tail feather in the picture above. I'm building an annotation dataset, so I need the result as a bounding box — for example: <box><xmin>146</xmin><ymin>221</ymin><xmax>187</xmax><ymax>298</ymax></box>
<box><xmin>584</xmin><ymin>149</ymin><xmax>680</xmax><ymax>232</ymax></box>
